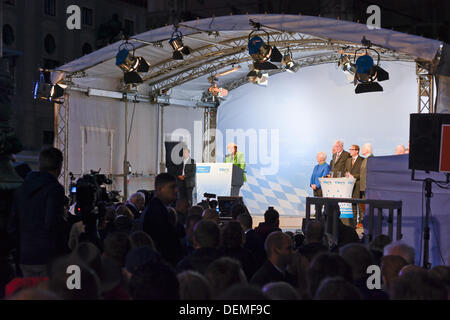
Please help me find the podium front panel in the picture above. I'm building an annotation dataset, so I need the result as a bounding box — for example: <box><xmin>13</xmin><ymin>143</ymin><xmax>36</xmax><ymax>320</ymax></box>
<box><xmin>319</xmin><ymin>177</ymin><xmax>356</xmax><ymax>218</ymax></box>
<box><xmin>196</xmin><ymin>163</ymin><xmax>234</xmax><ymax>201</ymax></box>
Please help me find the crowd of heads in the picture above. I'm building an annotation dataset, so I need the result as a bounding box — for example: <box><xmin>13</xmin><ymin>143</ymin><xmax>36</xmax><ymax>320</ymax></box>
<box><xmin>2</xmin><ymin>147</ymin><xmax>448</xmax><ymax>300</ymax></box>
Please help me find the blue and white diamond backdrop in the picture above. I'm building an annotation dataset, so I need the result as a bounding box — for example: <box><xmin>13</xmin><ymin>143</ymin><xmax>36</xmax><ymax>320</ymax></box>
<box><xmin>216</xmin><ymin>62</ymin><xmax>417</xmax><ymax>217</ymax></box>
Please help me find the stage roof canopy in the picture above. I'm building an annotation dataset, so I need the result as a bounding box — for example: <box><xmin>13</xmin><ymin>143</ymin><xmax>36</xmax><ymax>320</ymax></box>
<box><xmin>57</xmin><ymin>14</ymin><xmax>443</xmax><ymax>102</ymax></box>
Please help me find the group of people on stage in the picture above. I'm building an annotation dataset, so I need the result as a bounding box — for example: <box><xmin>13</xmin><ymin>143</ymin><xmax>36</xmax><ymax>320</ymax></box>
<box><xmin>310</xmin><ymin>140</ymin><xmax>375</xmax><ymax>229</ymax></box>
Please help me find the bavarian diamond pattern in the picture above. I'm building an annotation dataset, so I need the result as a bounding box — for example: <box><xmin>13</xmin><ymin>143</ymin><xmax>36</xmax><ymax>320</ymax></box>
<box><xmin>241</xmin><ymin>166</ymin><xmax>309</xmax><ymax>216</ymax></box>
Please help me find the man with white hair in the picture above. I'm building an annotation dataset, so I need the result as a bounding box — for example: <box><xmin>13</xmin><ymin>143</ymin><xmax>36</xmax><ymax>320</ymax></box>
<box><xmin>310</xmin><ymin>152</ymin><xmax>331</xmax><ymax>198</ymax></box>
<box><xmin>126</xmin><ymin>192</ymin><xmax>146</xmax><ymax>219</ymax></box>
<box><xmin>383</xmin><ymin>241</ymin><xmax>415</xmax><ymax>265</ymax></box>
<box><xmin>395</xmin><ymin>145</ymin><xmax>406</xmax><ymax>155</ymax></box>
<box><xmin>359</xmin><ymin>143</ymin><xmax>374</xmax><ymax>228</ymax></box>
<box><xmin>330</xmin><ymin>140</ymin><xmax>350</xmax><ymax>177</ymax></box>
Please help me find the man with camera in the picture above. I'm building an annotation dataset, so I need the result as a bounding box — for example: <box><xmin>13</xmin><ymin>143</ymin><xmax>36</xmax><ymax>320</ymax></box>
<box><xmin>9</xmin><ymin>147</ymin><xmax>68</xmax><ymax>277</ymax></box>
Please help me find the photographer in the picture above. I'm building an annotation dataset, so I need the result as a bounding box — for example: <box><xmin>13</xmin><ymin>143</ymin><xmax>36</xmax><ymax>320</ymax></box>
<box><xmin>8</xmin><ymin>147</ymin><xmax>69</xmax><ymax>277</ymax></box>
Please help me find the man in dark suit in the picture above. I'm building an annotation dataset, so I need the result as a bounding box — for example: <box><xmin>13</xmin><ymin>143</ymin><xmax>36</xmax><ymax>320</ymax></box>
<box><xmin>330</xmin><ymin>140</ymin><xmax>350</xmax><ymax>177</ymax></box>
<box><xmin>177</xmin><ymin>148</ymin><xmax>196</xmax><ymax>205</ymax></box>
<box><xmin>250</xmin><ymin>231</ymin><xmax>296</xmax><ymax>288</ymax></box>
<box><xmin>141</xmin><ymin>173</ymin><xmax>183</xmax><ymax>266</ymax></box>
<box><xmin>345</xmin><ymin>145</ymin><xmax>364</xmax><ymax>228</ymax></box>
<box><xmin>237</xmin><ymin>213</ymin><xmax>266</xmax><ymax>269</ymax></box>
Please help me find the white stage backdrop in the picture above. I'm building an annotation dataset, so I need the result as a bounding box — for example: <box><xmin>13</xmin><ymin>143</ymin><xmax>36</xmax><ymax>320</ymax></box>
<box><xmin>217</xmin><ymin>61</ymin><xmax>417</xmax><ymax>216</ymax></box>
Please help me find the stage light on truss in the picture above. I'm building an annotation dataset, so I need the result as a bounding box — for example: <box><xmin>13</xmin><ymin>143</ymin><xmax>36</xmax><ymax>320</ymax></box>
<box><xmin>246</xmin><ymin>69</ymin><xmax>268</xmax><ymax>86</ymax></box>
<box><xmin>208</xmin><ymin>82</ymin><xmax>228</xmax><ymax>97</ymax></box>
<box><xmin>169</xmin><ymin>35</ymin><xmax>191</xmax><ymax>60</ymax></box>
<box><xmin>282</xmin><ymin>48</ymin><xmax>300</xmax><ymax>73</ymax></box>
<box><xmin>352</xmin><ymin>45</ymin><xmax>389</xmax><ymax>94</ymax></box>
<box><xmin>33</xmin><ymin>69</ymin><xmax>65</xmax><ymax>103</ymax></box>
<box><xmin>115</xmin><ymin>47</ymin><xmax>150</xmax><ymax>84</ymax></box>
<box><xmin>248</xmin><ymin>35</ymin><xmax>282</xmax><ymax>70</ymax></box>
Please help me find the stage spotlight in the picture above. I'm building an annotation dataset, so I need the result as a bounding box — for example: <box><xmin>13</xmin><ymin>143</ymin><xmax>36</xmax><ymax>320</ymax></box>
<box><xmin>355</xmin><ymin>82</ymin><xmax>384</xmax><ymax>94</ymax></box>
<box><xmin>282</xmin><ymin>48</ymin><xmax>300</xmax><ymax>73</ymax></box>
<box><xmin>33</xmin><ymin>69</ymin><xmax>66</xmax><ymax>103</ymax></box>
<box><xmin>115</xmin><ymin>46</ymin><xmax>150</xmax><ymax>84</ymax></box>
<box><xmin>169</xmin><ymin>31</ymin><xmax>191</xmax><ymax>60</ymax></box>
<box><xmin>246</xmin><ymin>69</ymin><xmax>268</xmax><ymax>86</ymax></box>
<box><xmin>208</xmin><ymin>82</ymin><xmax>228</xmax><ymax>97</ymax></box>
<box><xmin>248</xmin><ymin>34</ymin><xmax>282</xmax><ymax>70</ymax></box>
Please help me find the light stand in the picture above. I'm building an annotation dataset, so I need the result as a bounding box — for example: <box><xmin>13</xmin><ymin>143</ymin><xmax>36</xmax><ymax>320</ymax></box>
<box><xmin>412</xmin><ymin>170</ymin><xmax>450</xmax><ymax>269</ymax></box>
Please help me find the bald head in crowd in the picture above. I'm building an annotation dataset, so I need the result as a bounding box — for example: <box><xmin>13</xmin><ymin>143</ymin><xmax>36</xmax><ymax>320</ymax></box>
<box><xmin>383</xmin><ymin>241</ymin><xmax>415</xmax><ymax>265</ymax></box>
<box><xmin>128</xmin><ymin>192</ymin><xmax>145</xmax><ymax>211</ymax></box>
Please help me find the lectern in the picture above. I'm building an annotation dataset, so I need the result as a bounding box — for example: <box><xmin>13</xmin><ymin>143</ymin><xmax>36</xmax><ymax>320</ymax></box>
<box><xmin>195</xmin><ymin>163</ymin><xmax>244</xmax><ymax>201</ymax></box>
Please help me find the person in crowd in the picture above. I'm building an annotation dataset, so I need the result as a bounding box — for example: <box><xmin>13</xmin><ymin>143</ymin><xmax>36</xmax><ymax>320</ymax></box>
<box><xmin>310</xmin><ymin>151</ymin><xmax>331</xmax><ymax>198</ymax></box>
<box><xmin>237</xmin><ymin>213</ymin><xmax>266</xmax><ymax>269</ymax></box>
<box><xmin>129</xmin><ymin>231</ymin><xmax>156</xmax><ymax>250</ymax></box>
<box><xmin>202</xmin><ymin>208</ymin><xmax>220</xmax><ymax>225</ymax></box>
<box><xmin>395</xmin><ymin>144</ymin><xmax>406</xmax><ymax>155</ymax></box>
<box><xmin>220</xmin><ymin>221</ymin><xmax>257</xmax><ymax>279</ymax></box>
<box><xmin>231</xmin><ymin>202</ymin><xmax>250</xmax><ymax>220</ymax></box>
<box><xmin>124</xmin><ymin>246</ymin><xmax>161</xmax><ymax>279</ymax></box>
<box><xmin>177</xmin><ymin>270</ymin><xmax>212</xmax><ymax>300</ymax></box>
<box><xmin>297</xmin><ymin>220</ymin><xmax>328</xmax><ymax>262</ymax></box>
<box><xmin>336</xmin><ymin>218</ymin><xmax>360</xmax><ymax>247</ymax></box>
<box><xmin>262</xmin><ymin>281</ymin><xmax>300</xmax><ymax>300</ymax></box>
<box><xmin>125</xmin><ymin>192</ymin><xmax>145</xmax><ymax>220</ymax></box>
<box><xmin>102</xmin><ymin>232</ymin><xmax>131</xmax><ymax>267</ymax></box>
<box><xmin>314</xmin><ymin>277</ymin><xmax>362</xmax><ymax>300</ymax></box>
<box><xmin>113</xmin><ymin>213</ymin><xmax>133</xmax><ymax>235</ymax></box>
<box><xmin>339</xmin><ymin>243</ymin><xmax>388</xmax><ymax>299</ymax></box>
<box><xmin>188</xmin><ymin>205</ymin><xmax>205</xmax><ymax>216</ymax></box>
<box><xmin>177</xmin><ymin>148</ymin><xmax>196</xmax><ymax>205</ymax></box>
<box><xmin>205</xmin><ymin>257</ymin><xmax>247</xmax><ymax>298</ymax></box>
<box><xmin>217</xmin><ymin>284</ymin><xmax>266</xmax><ymax>300</ymax></box>
<box><xmin>128</xmin><ymin>261</ymin><xmax>180</xmax><ymax>300</ymax></box>
<box><xmin>141</xmin><ymin>173</ymin><xmax>183</xmax><ymax>266</ymax></box>
<box><xmin>390</xmin><ymin>270</ymin><xmax>447</xmax><ymax>300</ymax></box>
<box><xmin>380</xmin><ymin>255</ymin><xmax>408</xmax><ymax>293</ymax></box>
<box><xmin>344</xmin><ymin>144</ymin><xmax>363</xmax><ymax>227</ymax></box>
<box><xmin>8</xmin><ymin>147</ymin><xmax>68</xmax><ymax>277</ymax></box>
<box><xmin>254</xmin><ymin>207</ymin><xmax>282</xmax><ymax>243</ymax></box>
<box><xmin>369</xmin><ymin>234</ymin><xmax>391</xmax><ymax>266</ymax></box>
<box><xmin>307</xmin><ymin>253</ymin><xmax>353</xmax><ymax>298</ymax></box>
<box><xmin>383</xmin><ymin>241</ymin><xmax>415</xmax><ymax>265</ymax></box>
<box><xmin>225</xmin><ymin>142</ymin><xmax>246</xmax><ymax>186</ymax></box>
<box><xmin>175</xmin><ymin>198</ymin><xmax>190</xmax><ymax>227</ymax></box>
<box><xmin>183</xmin><ymin>214</ymin><xmax>203</xmax><ymax>256</ymax></box>
<box><xmin>250</xmin><ymin>231</ymin><xmax>296</xmax><ymax>288</ymax></box>
<box><xmin>47</xmin><ymin>255</ymin><xmax>101</xmax><ymax>300</ymax></box>
<box><xmin>177</xmin><ymin>220</ymin><xmax>222</xmax><ymax>274</ymax></box>
<box><xmin>330</xmin><ymin>140</ymin><xmax>350</xmax><ymax>177</ymax></box>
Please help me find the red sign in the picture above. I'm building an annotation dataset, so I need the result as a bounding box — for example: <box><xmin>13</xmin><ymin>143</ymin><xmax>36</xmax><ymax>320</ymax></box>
<box><xmin>440</xmin><ymin>125</ymin><xmax>450</xmax><ymax>172</ymax></box>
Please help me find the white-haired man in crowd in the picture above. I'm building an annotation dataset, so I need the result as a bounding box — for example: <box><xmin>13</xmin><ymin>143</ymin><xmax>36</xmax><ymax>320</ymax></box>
<box><xmin>383</xmin><ymin>241</ymin><xmax>416</xmax><ymax>265</ymax></box>
<box><xmin>126</xmin><ymin>192</ymin><xmax>146</xmax><ymax>220</ymax></box>
<box><xmin>395</xmin><ymin>145</ymin><xmax>406</xmax><ymax>155</ymax></box>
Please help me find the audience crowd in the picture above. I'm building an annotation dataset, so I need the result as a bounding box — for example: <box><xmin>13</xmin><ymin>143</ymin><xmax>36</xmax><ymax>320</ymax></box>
<box><xmin>1</xmin><ymin>147</ymin><xmax>448</xmax><ymax>300</ymax></box>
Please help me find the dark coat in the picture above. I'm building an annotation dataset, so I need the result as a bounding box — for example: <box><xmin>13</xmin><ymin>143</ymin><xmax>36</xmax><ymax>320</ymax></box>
<box><xmin>141</xmin><ymin>196</ymin><xmax>183</xmax><ymax>266</ymax></box>
<box><xmin>254</xmin><ymin>223</ymin><xmax>281</xmax><ymax>243</ymax></box>
<box><xmin>220</xmin><ymin>246</ymin><xmax>258</xmax><ymax>280</ymax></box>
<box><xmin>297</xmin><ymin>242</ymin><xmax>329</xmax><ymax>262</ymax></box>
<box><xmin>243</xmin><ymin>229</ymin><xmax>266</xmax><ymax>268</ymax></box>
<box><xmin>331</xmin><ymin>150</ymin><xmax>351</xmax><ymax>176</ymax></box>
<box><xmin>250</xmin><ymin>260</ymin><xmax>297</xmax><ymax>288</ymax></box>
<box><xmin>8</xmin><ymin>171</ymin><xmax>67</xmax><ymax>265</ymax></box>
<box><xmin>125</xmin><ymin>202</ymin><xmax>140</xmax><ymax>220</ymax></box>
<box><xmin>345</xmin><ymin>155</ymin><xmax>364</xmax><ymax>198</ymax></box>
<box><xmin>176</xmin><ymin>247</ymin><xmax>222</xmax><ymax>275</ymax></box>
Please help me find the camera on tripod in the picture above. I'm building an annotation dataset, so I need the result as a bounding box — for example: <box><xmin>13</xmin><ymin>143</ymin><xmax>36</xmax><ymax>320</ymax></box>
<box><xmin>72</xmin><ymin>169</ymin><xmax>117</xmax><ymax>224</ymax></box>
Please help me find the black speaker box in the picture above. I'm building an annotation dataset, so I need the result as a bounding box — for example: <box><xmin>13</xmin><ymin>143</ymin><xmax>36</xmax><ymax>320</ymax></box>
<box><xmin>409</xmin><ymin>113</ymin><xmax>450</xmax><ymax>172</ymax></box>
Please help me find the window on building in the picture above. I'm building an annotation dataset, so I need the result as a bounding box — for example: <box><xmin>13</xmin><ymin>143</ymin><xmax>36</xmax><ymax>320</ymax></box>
<box><xmin>44</xmin><ymin>0</ymin><xmax>56</xmax><ymax>16</ymax></box>
<box><xmin>3</xmin><ymin>25</ymin><xmax>15</xmax><ymax>45</ymax></box>
<box><xmin>124</xmin><ymin>19</ymin><xmax>134</xmax><ymax>36</ymax></box>
<box><xmin>82</xmin><ymin>7</ymin><xmax>93</xmax><ymax>26</ymax></box>
<box><xmin>82</xmin><ymin>43</ymin><xmax>93</xmax><ymax>55</ymax></box>
<box><xmin>44</xmin><ymin>34</ymin><xmax>56</xmax><ymax>54</ymax></box>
